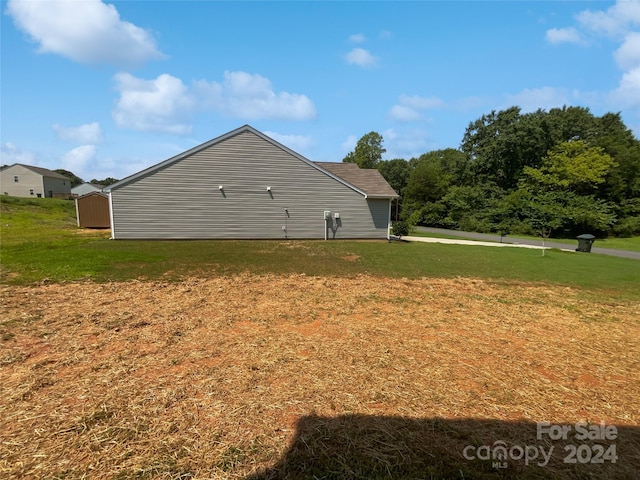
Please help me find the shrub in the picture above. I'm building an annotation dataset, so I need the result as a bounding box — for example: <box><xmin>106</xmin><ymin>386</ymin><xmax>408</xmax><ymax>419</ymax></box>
<box><xmin>391</xmin><ymin>221</ymin><xmax>410</xmax><ymax>238</ymax></box>
<box><xmin>612</xmin><ymin>216</ymin><xmax>640</xmax><ymax>238</ymax></box>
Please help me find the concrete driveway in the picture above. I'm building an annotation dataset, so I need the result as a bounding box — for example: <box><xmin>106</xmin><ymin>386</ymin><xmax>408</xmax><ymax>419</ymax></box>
<box><xmin>405</xmin><ymin>227</ymin><xmax>640</xmax><ymax>260</ymax></box>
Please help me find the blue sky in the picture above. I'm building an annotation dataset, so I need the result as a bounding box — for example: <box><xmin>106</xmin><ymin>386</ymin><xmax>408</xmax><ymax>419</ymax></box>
<box><xmin>1</xmin><ymin>0</ymin><xmax>639</xmax><ymax>181</ymax></box>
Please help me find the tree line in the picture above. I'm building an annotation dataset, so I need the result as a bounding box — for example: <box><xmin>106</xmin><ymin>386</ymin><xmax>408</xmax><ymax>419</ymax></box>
<box><xmin>53</xmin><ymin>170</ymin><xmax>119</xmax><ymax>188</ymax></box>
<box><xmin>343</xmin><ymin>106</ymin><xmax>640</xmax><ymax>238</ymax></box>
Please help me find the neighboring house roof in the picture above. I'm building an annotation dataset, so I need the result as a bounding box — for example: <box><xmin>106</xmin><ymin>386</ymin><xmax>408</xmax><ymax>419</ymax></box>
<box><xmin>1</xmin><ymin>163</ymin><xmax>70</xmax><ymax>180</ymax></box>
<box><xmin>105</xmin><ymin>125</ymin><xmax>397</xmax><ymax>199</ymax></box>
<box><xmin>314</xmin><ymin>162</ymin><xmax>398</xmax><ymax>199</ymax></box>
<box><xmin>72</xmin><ymin>183</ymin><xmax>104</xmax><ymax>193</ymax></box>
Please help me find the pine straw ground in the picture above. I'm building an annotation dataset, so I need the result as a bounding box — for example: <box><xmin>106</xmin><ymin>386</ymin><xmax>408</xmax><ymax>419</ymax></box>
<box><xmin>1</xmin><ymin>274</ymin><xmax>639</xmax><ymax>479</ymax></box>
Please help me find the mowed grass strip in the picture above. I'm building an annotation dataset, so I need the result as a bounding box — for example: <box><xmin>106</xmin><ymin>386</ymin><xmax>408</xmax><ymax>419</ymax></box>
<box><xmin>1</xmin><ymin>197</ymin><xmax>639</xmax><ymax>297</ymax></box>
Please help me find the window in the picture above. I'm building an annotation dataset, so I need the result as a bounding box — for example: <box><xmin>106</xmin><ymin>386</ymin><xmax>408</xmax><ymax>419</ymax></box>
<box><xmin>14</xmin><ymin>176</ymin><xmax>18</xmax><ymax>182</ymax></box>
<box><xmin>30</xmin><ymin>189</ymin><xmax>34</xmax><ymax>196</ymax></box>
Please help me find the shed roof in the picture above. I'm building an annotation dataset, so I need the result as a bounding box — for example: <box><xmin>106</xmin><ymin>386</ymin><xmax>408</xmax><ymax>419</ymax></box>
<box><xmin>76</xmin><ymin>191</ymin><xmax>109</xmax><ymax>200</ymax></box>
<box><xmin>314</xmin><ymin>162</ymin><xmax>398</xmax><ymax>198</ymax></box>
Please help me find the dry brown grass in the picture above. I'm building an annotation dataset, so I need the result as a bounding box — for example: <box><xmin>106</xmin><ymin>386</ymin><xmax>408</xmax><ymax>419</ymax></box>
<box><xmin>1</xmin><ymin>274</ymin><xmax>639</xmax><ymax>479</ymax></box>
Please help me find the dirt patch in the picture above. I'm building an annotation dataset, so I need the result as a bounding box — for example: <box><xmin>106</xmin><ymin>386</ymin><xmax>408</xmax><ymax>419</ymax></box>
<box><xmin>1</xmin><ymin>274</ymin><xmax>638</xmax><ymax>478</ymax></box>
<box><xmin>74</xmin><ymin>228</ymin><xmax>110</xmax><ymax>237</ymax></box>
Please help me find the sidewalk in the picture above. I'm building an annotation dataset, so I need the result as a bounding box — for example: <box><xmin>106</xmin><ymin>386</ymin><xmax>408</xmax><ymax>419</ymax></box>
<box><xmin>393</xmin><ymin>227</ymin><xmax>640</xmax><ymax>260</ymax></box>
<box><xmin>399</xmin><ymin>236</ymin><xmax>564</xmax><ymax>251</ymax></box>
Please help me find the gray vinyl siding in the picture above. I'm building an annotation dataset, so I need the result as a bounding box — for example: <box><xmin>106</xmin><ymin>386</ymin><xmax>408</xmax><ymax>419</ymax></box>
<box><xmin>111</xmin><ymin>131</ymin><xmax>390</xmax><ymax>239</ymax></box>
<box><xmin>42</xmin><ymin>177</ymin><xmax>71</xmax><ymax>198</ymax></box>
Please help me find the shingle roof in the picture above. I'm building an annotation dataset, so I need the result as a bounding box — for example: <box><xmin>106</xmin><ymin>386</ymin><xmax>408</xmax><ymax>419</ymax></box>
<box><xmin>2</xmin><ymin>163</ymin><xmax>70</xmax><ymax>180</ymax></box>
<box><xmin>314</xmin><ymin>162</ymin><xmax>398</xmax><ymax>198</ymax></box>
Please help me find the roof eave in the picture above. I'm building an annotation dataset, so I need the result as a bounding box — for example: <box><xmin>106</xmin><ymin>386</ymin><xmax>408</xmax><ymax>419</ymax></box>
<box><xmin>365</xmin><ymin>194</ymin><xmax>399</xmax><ymax>199</ymax></box>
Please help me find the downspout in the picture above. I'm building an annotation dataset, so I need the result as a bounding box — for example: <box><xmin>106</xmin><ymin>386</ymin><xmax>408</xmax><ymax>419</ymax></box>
<box><xmin>387</xmin><ymin>198</ymin><xmax>392</xmax><ymax>240</ymax></box>
<box><xmin>324</xmin><ymin>216</ymin><xmax>327</xmax><ymax>241</ymax></box>
<box><xmin>108</xmin><ymin>191</ymin><xmax>116</xmax><ymax>239</ymax></box>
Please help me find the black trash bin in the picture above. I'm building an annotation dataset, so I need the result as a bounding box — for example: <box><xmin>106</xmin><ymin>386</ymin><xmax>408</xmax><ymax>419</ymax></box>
<box><xmin>576</xmin><ymin>234</ymin><xmax>596</xmax><ymax>253</ymax></box>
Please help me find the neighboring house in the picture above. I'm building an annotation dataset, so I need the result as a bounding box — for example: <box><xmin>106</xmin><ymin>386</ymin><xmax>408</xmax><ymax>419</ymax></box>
<box><xmin>75</xmin><ymin>192</ymin><xmax>110</xmax><ymax>228</ymax></box>
<box><xmin>0</xmin><ymin>164</ymin><xmax>72</xmax><ymax>198</ymax></box>
<box><xmin>72</xmin><ymin>183</ymin><xmax>104</xmax><ymax>197</ymax></box>
<box><xmin>106</xmin><ymin>125</ymin><xmax>398</xmax><ymax>240</ymax></box>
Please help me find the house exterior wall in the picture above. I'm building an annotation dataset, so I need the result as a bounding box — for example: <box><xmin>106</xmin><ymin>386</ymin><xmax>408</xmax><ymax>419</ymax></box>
<box><xmin>110</xmin><ymin>131</ymin><xmax>391</xmax><ymax>239</ymax></box>
<box><xmin>43</xmin><ymin>177</ymin><xmax>71</xmax><ymax>198</ymax></box>
<box><xmin>0</xmin><ymin>165</ymin><xmax>71</xmax><ymax>198</ymax></box>
<box><xmin>1</xmin><ymin>165</ymin><xmax>45</xmax><ymax>197</ymax></box>
<box><xmin>76</xmin><ymin>193</ymin><xmax>111</xmax><ymax>228</ymax></box>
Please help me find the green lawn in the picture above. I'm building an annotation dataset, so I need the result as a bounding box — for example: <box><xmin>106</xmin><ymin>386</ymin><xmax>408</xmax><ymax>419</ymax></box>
<box><xmin>2</xmin><ymin>196</ymin><xmax>639</xmax><ymax>298</ymax></box>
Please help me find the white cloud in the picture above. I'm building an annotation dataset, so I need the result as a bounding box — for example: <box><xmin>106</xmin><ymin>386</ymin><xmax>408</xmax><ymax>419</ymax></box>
<box><xmin>61</xmin><ymin>145</ymin><xmax>97</xmax><ymax>174</ymax></box>
<box><xmin>614</xmin><ymin>32</ymin><xmax>640</xmax><ymax>70</ymax></box>
<box><xmin>399</xmin><ymin>94</ymin><xmax>446</xmax><ymax>110</ymax></box>
<box><xmin>545</xmin><ymin>27</ymin><xmax>586</xmax><ymax>45</ymax></box>
<box><xmin>388</xmin><ymin>105</ymin><xmax>423</xmax><ymax>122</ymax></box>
<box><xmin>6</xmin><ymin>0</ymin><xmax>164</xmax><ymax>67</ymax></box>
<box><xmin>349</xmin><ymin>34</ymin><xmax>365</xmax><ymax>43</ymax></box>
<box><xmin>609</xmin><ymin>66</ymin><xmax>640</xmax><ymax>107</ymax></box>
<box><xmin>453</xmin><ymin>96</ymin><xmax>490</xmax><ymax>110</ymax></box>
<box><xmin>388</xmin><ymin>94</ymin><xmax>446</xmax><ymax>122</ymax></box>
<box><xmin>383</xmin><ymin>128</ymin><xmax>430</xmax><ymax>159</ymax></box>
<box><xmin>503</xmin><ymin>87</ymin><xmax>573</xmax><ymax>112</ymax></box>
<box><xmin>547</xmin><ymin>1</ymin><xmax>640</xmax><ymax>114</ymax></box>
<box><xmin>0</xmin><ymin>142</ymin><xmax>37</xmax><ymax>165</ymax></box>
<box><xmin>112</xmin><ymin>71</ymin><xmax>316</xmax><ymax>134</ymax></box>
<box><xmin>264</xmin><ymin>131</ymin><xmax>315</xmax><ymax>154</ymax></box>
<box><xmin>52</xmin><ymin>122</ymin><xmax>103</xmax><ymax>144</ymax></box>
<box><xmin>341</xmin><ymin>135</ymin><xmax>358</xmax><ymax>153</ymax></box>
<box><xmin>112</xmin><ymin>73</ymin><xmax>195</xmax><ymax>135</ymax></box>
<box><xmin>346</xmin><ymin>48</ymin><xmax>378</xmax><ymax>68</ymax></box>
<box><xmin>576</xmin><ymin>0</ymin><xmax>640</xmax><ymax>38</ymax></box>
<box><xmin>194</xmin><ymin>71</ymin><xmax>316</xmax><ymax>121</ymax></box>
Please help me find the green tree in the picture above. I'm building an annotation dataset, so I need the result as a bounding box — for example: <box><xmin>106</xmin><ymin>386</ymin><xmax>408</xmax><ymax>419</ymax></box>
<box><xmin>90</xmin><ymin>177</ymin><xmax>120</xmax><ymax>186</ymax></box>
<box><xmin>461</xmin><ymin>107</ymin><xmax>550</xmax><ymax>190</ymax></box>
<box><xmin>403</xmin><ymin>149</ymin><xmax>471</xmax><ymax>217</ymax></box>
<box><xmin>403</xmin><ymin>157</ymin><xmax>452</xmax><ymax>210</ymax></box>
<box><xmin>440</xmin><ymin>183</ymin><xmax>504</xmax><ymax>232</ymax></box>
<box><xmin>521</xmin><ymin>140</ymin><xmax>616</xmax><ymax>195</ymax></box>
<box><xmin>377</xmin><ymin>159</ymin><xmax>410</xmax><ymax>197</ymax></box>
<box><xmin>343</xmin><ymin>132</ymin><xmax>386</xmax><ymax>169</ymax></box>
<box><xmin>543</xmin><ymin>105</ymin><xmax>599</xmax><ymax>145</ymax></box>
<box><xmin>377</xmin><ymin>158</ymin><xmax>411</xmax><ymax>221</ymax></box>
<box><xmin>516</xmin><ymin>142</ymin><xmax>618</xmax><ymax>237</ymax></box>
<box><xmin>593</xmin><ymin>112</ymin><xmax>640</xmax><ymax>201</ymax></box>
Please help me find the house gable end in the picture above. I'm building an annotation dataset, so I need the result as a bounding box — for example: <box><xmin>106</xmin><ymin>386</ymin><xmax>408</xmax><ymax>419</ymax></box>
<box><xmin>106</xmin><ymin>125</ymin><xmax>368</xmax><ymax>197</ymax></box>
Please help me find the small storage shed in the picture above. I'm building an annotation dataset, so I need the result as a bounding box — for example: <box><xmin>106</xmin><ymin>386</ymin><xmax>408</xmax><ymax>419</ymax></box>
<box><xmin>75</xmin><ymin>192</ymin><xmax>110</xmax><ymax>228</ymax></box>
